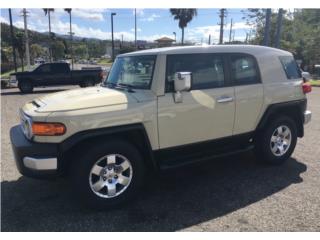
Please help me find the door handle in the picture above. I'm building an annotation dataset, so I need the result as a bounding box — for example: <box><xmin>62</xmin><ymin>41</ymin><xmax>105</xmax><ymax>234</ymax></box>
<box><xmin>217</xmin><ymin>96</ymin><xmax>234</xmax><ymax>103</ymax></box>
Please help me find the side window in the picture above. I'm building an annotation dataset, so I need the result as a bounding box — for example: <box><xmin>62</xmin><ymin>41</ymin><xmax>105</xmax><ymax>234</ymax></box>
<box><xmin>230</xmin><ymin>54</ymin><xmax>260</xmax><ymax>85</ymax></box>
<box><xmin>36</xmin><ymin>64</ymin><xmax>51</xmax><ymax>73</ymax></box>
<box><xmin>279</xmin><ymin>56</ymin><xmax>301</xmax><ymax>79</ymax></box>
<box><xmin>166</xmin><ymin>54</ymin><xmax>225</xmax><ymax>91</ymax></box>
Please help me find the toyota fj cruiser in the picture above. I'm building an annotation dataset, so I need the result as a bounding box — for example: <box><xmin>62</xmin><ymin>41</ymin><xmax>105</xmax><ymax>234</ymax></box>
<box><xmin>10</xmin><ymin>45</ymin><xmax>312</xmax><ymax>208</ymax></box>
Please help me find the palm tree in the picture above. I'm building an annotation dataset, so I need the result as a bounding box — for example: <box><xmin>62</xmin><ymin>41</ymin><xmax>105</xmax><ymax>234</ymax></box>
<box><xmin>170</xmin><ymin>8</ymin><xmax>197</xmax><ymax>45</ymax></box>
<box><xmin>64</xmin><ymin>8</ymin><xmax>73</xmax><ymax>69</ymax></box>
<box><xmin>43</xmin><ymin>8</ymin><xmax>54</xmax><ymax>61</ymax></box>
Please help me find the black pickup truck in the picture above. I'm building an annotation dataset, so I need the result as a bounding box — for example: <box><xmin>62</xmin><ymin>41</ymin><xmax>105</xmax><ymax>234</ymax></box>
<box><xmin>10</xmin><ymin>62</ymin><xmax>104</xmax><ymax>93</ymax></box>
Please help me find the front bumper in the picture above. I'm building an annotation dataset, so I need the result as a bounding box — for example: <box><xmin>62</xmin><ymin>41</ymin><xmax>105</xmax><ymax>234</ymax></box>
<box><xmin>304</xmin><ymin>110</ymin><xmax>312</xmax><ymax>125</ymax></box>
<box><xmin>10</xmin><ymin>125</ymin><xmax>59</xmax><ymax>178</ymax></box>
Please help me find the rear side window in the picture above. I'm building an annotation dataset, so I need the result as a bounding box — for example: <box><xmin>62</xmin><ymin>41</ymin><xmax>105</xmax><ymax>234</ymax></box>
<box><xmin>230</xmin><ymin>54</ymin><xmax>260</xmax><ymax>85</ymax></box>
<box><xmin>166</xmin><ymin>54</ymin><xmax>225</xmax><ymax>91</ymax></box>
<box><xmin>279</xmin><ymin>56</ymin><xmax>301</xmax><ymax>79</ymax></box>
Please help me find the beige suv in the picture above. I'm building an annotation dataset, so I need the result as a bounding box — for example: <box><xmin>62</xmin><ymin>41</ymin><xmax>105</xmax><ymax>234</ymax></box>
<box><xmin>10</xmin><ymin>45</ymin><xmax>312</xmax><ymax>208</ymax></box>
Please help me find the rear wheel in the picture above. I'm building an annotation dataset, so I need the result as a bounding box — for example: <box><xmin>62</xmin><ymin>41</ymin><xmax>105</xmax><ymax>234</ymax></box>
<box><xmin>71</xmin><ymin>140</ymin><xmax>145</xmax><ymax>208</ymax></box>
<box><xmin>254</xmin><ymin>116</ymin><xmax>297</xmax><ymax>165</ymax></box>
<box><xmin>18</xmin><ymin>80</ymin><xmax>33</xmax><ymax>93</ymax></box>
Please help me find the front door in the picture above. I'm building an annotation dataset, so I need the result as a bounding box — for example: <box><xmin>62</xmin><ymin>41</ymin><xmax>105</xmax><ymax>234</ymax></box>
<box><xmin>157</xmin><ymin>53</ymin><xmax>235</xmax><ymax>149</ymax></box>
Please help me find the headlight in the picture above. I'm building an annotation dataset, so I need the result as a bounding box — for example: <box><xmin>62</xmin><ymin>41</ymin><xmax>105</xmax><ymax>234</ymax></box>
<box><xmin>20</xmin><ymin>111</ymin><xmax>33</xmax><ymax>139</ymax></box>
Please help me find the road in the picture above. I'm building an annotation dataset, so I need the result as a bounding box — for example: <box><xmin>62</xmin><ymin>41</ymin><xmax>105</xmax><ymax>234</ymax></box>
<box><xmin>1</xmin><ymin>86</ymin><xmax>320</xmax><ymax>231</ymax></box>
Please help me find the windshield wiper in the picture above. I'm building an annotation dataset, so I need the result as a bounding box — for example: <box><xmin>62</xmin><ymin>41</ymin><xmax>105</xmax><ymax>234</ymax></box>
<box><xmin>104</xmin><ymin>82</ymin><xmax>135</xmax><ymax>92</ymax></box>
<box><xmin>117</xmin><ymin>83</ymin><xmax>134</xmax><ymax>89</ymax></box>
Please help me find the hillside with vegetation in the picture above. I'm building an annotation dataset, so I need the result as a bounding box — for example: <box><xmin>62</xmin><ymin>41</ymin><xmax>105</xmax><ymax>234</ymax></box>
<box><xmin>1</xmin><ymin>22</ymin><xmax>109</xmax><ymax>73</ymax></box>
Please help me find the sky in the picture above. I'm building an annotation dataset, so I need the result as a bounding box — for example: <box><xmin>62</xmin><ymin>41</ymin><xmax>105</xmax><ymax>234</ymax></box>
<box><xmin>0</xmin><ymin>8</ymin><xmax>251</xmax><ymax>44</ymax></box>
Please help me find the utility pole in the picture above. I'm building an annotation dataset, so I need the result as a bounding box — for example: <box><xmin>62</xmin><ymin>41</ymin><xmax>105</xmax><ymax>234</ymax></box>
<box><xmin>121</xmin><ymin>34</ymin><xmax>124</xmax><ymax>48</ymax></box>
<box><xmin>208</xmin><ymin>34</ymin><xmax>211</xmax><ymax>45</ymax></box>
<box><xmin>275</xmin><ymin>8</ymin><xmax>283</xmax><ymax>48</ymax></box>
<box><xmin>8</xmin><ymin>9</ymin><xmax>17</xmax><ymax>72</ymax></box>
<box><xmin>22</xmin><ymin>8</ymin><xmax>31</xmax><ymax>70</ymax></box>
<box><xmin>263</xmin><ymin>8</ymin><xmax>272</xmax><ymax>46</ymax></box>
<box><xmin>134</xmin><ymin>8</ymin><xmax>137</xmax><ymax>49</ymax></box>
<box><xmin>111</xmin><ymin>12</ymin><xmax>116</xmax><ymax>61</ymax></box>
<box><xmin>66</xmin><ymin>9</ymin><xmax>74</xmax><ymax>70</ymax></box>
<box><xmin>219</xmin><ymin>8</ymin><xmax>226</xmax><ymax>44</ymax></box>
<box><xmin>229</xmin><ymin>18</ymin><xmax>233</xmax><ymax>43</ymax></box>
<box><xmin>48</xmin><ymin>10</ymin><xmax>52</xmax><ymax>62</ymax></box>
<box><xmin>248</xmin><ymin>29</ymin><xmax>252</xmax><ymax>43</ymax></box>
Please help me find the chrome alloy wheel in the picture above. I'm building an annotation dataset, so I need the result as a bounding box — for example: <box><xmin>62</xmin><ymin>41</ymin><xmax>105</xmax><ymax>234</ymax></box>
<box><xmin>270</xmin><ymin>125</ymin><xmax>292</xmax><ymax>157</ymax></box>
<box><xmin>89</xmin><ymin>154</ymin><xmax>133</xmax><ymax>198</ymax></box>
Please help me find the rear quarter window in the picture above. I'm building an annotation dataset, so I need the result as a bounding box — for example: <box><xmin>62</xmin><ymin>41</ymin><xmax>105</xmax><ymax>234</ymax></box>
<box><xmin>279</xmin><ymin>56</ymin><xmax>301</xmax><ymax>79</ymax></box>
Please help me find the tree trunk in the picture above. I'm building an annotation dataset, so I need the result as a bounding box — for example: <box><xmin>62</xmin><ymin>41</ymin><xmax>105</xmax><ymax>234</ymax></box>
<box><xmin>48</xmin><ymin>11</ymin><xmax>52</xmax><ymax>62</ymax></box>
<box><xmin>181</xmin><ymin>27</ymin><xmax>184</xmax><ymax>45</ymax></box>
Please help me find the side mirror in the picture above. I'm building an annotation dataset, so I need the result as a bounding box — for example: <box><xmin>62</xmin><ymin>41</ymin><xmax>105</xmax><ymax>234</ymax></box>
<box><xmin>173</xmin><ymin>72</ymin><xmax>191</xmax><ymax>103</ymax></box>
<box><xmin>174</xmin><ymin>72</ymin><xmax>191</xmax><ymax>92</ymax></box>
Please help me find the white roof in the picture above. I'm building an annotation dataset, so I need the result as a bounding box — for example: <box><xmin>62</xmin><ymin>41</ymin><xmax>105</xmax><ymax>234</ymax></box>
<box><xmin>120</xmin><ymin>45</ymin><xmax>292</xmax><ymax>57</ymax></box>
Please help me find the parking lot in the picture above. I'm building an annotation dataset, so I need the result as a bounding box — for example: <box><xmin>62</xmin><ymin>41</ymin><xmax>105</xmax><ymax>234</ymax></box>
<box><xmin>1</xmin><ymin>86</ymin><xmax>320</xmax><ymax>231</ymax></box>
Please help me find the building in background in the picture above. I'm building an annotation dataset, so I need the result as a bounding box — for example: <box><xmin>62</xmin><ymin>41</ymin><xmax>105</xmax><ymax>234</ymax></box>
<box><xmin>155</xmin><ymin>37</ymin><xmax>175</xmax><ymax>47</ymax></box>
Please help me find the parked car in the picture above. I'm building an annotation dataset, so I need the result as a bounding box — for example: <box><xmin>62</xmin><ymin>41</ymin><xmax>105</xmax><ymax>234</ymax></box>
<box><xmin>301</xmin><ymin>69</ymin><xmax>311</xmax><ymax>81</ymax></box>
<box><xmin>10</xmin><ymin>45</ymin><xmax>312</xmax><ymax>208</ymax></box>
<box><xmin>10</xmin><ymin>62</ymin><xmax>104</xmax><ymax>93</ymax></box>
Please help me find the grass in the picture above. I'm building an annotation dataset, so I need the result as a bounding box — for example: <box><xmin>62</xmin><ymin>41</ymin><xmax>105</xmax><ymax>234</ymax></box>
<box><xmin>1</xmin><ymin>65</ymin><xmax>36</xmax><ymax>79</ymax></box>
<box><xmin>309</xmin><ymin>79</ymin><xmax>320</xmax><ymax>87</ymax></box>
<box><xmin>97</xmin><ymin>59</ymin><xmax>113</xmax><ymax>66</ymax></box>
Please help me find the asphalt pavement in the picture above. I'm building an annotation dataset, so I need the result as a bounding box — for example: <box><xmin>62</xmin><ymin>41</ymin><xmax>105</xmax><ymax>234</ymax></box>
<box><xmin>1</xmin><ymin>86</ymin><xmax>320</xmax><ymax>231</ymax></box>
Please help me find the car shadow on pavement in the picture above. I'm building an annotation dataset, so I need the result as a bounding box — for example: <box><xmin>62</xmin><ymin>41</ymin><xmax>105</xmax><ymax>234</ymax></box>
<box><xmin>1</xmin><ymin>89</ymin><xmax>69</xmax><ymax>96</ymax></box>
<box><xmin>1</xmin><ymin>152</ymin><xmax>307</xmax><ymax>231</ymax></box>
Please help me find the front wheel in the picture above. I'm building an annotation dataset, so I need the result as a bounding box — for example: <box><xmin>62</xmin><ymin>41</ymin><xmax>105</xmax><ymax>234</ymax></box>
<box><xmin>254</xmin><ymin>116</ymin><xmax>298</xmax><ymax>165</ymax></box>
<box><xmin>71</xmin><ymin>140</ymin><xmax>145</xmax><ymax>208</ymax></box>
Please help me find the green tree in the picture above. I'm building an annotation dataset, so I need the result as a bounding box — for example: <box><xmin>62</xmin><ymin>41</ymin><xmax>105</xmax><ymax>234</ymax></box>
<box><xmin>242</xmin><ymin>9</ymin><xmax>320</xmax><ymax>69</ymax></box>
<box><xmin>170</xmin><ymin>8</ymin><xmax>197</xmax><ymax>45</ymax></box>
<box><xmin>74</xmin><ymin>45</ymin><xmax>87</xmax><ymax>59</ymax></box>
<box><xmin>30</xmin><ymin>44</ymin><xmax>44</xmax><ymax>61</ymax></box>
<box><xmin>51</xmin><ymin>41</ymin><xmax>65</xmax><ymax>60</ymax></box>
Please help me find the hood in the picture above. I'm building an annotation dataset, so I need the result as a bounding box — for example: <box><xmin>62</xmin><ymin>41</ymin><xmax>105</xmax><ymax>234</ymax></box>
<box><xmin>34</xmin><ymin>86</ymin><xmax>138</xmax><ymax>112</ymax></box>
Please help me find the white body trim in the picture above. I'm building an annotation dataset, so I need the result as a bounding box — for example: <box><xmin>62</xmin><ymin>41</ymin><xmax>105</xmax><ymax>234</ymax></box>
<box><xmin>23</xmin><ymin>157</ymin><xmax>57</xmax><ymax>170</ymax></box>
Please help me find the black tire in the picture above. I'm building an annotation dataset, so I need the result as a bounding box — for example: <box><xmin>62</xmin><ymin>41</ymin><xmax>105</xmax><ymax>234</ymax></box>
<box><xmin>18</xmin><ymin>80</ymin><xmax>34</xmax><ymax>93</ymax></box>
<box><xmin>71</xmin><ymin>140</ymin><xmax>145</xmax><ymax>209</ymax></box>
<box><xmin>79</xmin><ymin>79</ymin><xmax>94</xmax><ymax>88</ymax></box>
<box><xmin>254</xmin><ymin>115</ymin><xmax>298</xmax><ymax>165</ymax></box>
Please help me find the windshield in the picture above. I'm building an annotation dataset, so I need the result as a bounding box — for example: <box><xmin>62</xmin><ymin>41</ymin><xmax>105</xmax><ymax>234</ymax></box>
<box><xmin>104</xmin><ymin>55</ymin><xmax>157</xmax><ymax>89</ymax></box>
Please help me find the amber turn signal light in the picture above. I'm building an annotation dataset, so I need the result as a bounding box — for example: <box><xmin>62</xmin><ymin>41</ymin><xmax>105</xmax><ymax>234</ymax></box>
<box><xmin>32</xmin><ymin>122</ymin><xmax>66</xmax><ymax>136</ymax></box>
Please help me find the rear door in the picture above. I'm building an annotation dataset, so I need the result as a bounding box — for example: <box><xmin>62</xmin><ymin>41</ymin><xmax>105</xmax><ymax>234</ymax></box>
<box><xmin>229</xmin><ymin>53</ymin><xmax>264</xmax><ymax>135</ymax></box>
